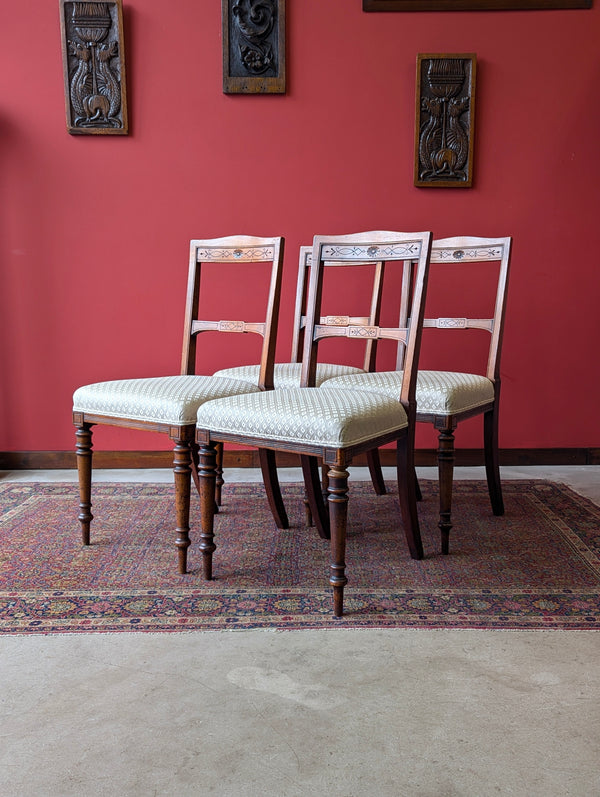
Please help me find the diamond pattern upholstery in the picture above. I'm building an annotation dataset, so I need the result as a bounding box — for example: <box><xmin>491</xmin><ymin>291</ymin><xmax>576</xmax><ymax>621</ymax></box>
<box><xmin>73</xmin><ymin>375</ymin><xmax>260</xmax><ymax>426</ymax></box>
<box><xmin>322</xmin><ymin>370</ymin><xmax>495</xmax><ymax>415</ymax></box>
<box><xmin>196</xmin><ymin>387</ymin><xmax>408</xmax><ymax>448</ymax></box>
<box><xmin>213</xmin><ymin>362</ymin><xmax>364</xmax><ymax>389</ymax></box>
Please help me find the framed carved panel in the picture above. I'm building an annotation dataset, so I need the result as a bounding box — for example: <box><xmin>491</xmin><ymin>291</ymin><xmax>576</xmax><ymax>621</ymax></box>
<box><xmin>59</xmin><ymin>0</ymin><xmax>128</xmax><ymax>135</ymax></box>
<box><xmin>364</xmin><ymin>1</ymin><xmax>592</xmax><ymax>9</ymax></box>
<box><xmin>222</xmin><ymin>0</ymin><xmax>286</xmax><ymax>94</ymax></box>
<box><xmin>414</xmin><ymin>53</ymin><xmax>476</xmax><ymax>188</ymax></box>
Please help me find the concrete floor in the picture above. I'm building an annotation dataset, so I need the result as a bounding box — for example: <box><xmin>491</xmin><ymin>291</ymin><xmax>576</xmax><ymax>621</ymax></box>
<box><xmin>1</xmin><ymin>466</ymin><xmax>599</xmax><ymax>797</ymax></box>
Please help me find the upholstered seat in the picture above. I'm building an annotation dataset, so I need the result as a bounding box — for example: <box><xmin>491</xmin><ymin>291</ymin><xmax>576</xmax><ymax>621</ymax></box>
<box><xmin>322</xmin><ymin>371</ymin><xmax>495</xmax><ymax>416</ymax></box>
<box><xmin>196</xmin><ymin>387</ymin><xmax>408</xmax><ymax>448</ymax></box>
<box><xmin>73</xmin><ymin>375</ymin><xmax>260</xmax><ymax>426</ymax></box>
<box><xmin>212</xmin><ymin>362</ymin><xmax>364</xmax><ymax>390</ymax></box>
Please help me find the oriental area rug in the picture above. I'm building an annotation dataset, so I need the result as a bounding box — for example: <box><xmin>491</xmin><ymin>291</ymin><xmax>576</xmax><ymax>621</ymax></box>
<box><xmin>1</xmin><ymin>480</ymin><xmax>599</xmax><ymax>634</ymax></box>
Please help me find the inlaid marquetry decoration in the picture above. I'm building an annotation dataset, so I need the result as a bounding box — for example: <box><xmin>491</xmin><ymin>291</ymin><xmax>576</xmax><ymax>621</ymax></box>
<box><xmin>321</xmin><ymin>242</ymin><xmax>423</xmax><ymax>260</ymax></box>
<box><xmin>59</xmin><ymin>0</ymin><xmax>128</xmax><ymax>135</ymax></box>
<box><xmin>414</xmin><ymin>53</ymin><xmax>476</xmax><ymax>188</ymax></box>
<box><xmin>222</xmin><ymin>0</ymin><xmax>286</xmax><ymax>94</ymax></box>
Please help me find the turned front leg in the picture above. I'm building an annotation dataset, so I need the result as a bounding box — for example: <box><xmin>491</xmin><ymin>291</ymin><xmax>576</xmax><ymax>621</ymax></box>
<box><xmin>198</xmin><ymin>442</ymin><xmax>218</xmax><ymax>580</ymax></box>
<box><xmin>75</xmin><ymin>424</ymin><xmax>94</xmax><ymax>545</ymax></box>
<box><xmin>173</xmin><ymin>440</ymin><xmax>192</xmax><ymax>574</ymax></box>
<box><xmin>327</xmin><ymin>465</ymin><xmax>349</xmax><ymax>617</ymax></box>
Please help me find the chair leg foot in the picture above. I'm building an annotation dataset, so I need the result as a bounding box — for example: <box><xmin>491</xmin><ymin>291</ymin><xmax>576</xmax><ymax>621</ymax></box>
<box><xmin>198</xmin><ymin>442</ymin><xmax>218</xmax><ymax>580</ymax></box>
<box><xmin>75</xmin><ymin>424</ymin><xmax>94</xmax><ymax>545</ymax></box>
<box><xmin>327</xmin><ymin>465</ymin><xmax>349</xmax><ymax>617</ymax></box>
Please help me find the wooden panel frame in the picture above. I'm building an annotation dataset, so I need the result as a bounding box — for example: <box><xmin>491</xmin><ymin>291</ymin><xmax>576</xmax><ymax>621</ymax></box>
<box><xmin>364</xmin><ymin>1</ymin><xmax>592</xmax><ymax>9</ymax></box>
<box><xmin>414</xmin><ymin>53</ymin><xmax>476</xmax><ymax>188</ymax></box>
<box><xmin>222</xmin><ymin>0</ymin><xmax>286</xmax><ymax>94</ymax></box>
<box><xmin>59</xmin><ymin>0</ymin><xmax>128</xmax><ymax>135</ymax></box>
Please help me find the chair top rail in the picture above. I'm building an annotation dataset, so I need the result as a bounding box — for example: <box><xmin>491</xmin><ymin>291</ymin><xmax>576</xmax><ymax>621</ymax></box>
<box><xmin>430</xmin><ymin>236</ymin><xmax>511</xmax><ymax>263</ymax></box>
<box><xmin>190</xmin><ymin>235</ymin><xmax>281</xmax><ymax>263</ymax></box>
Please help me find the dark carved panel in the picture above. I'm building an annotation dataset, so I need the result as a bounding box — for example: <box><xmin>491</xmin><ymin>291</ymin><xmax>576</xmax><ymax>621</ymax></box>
<box><xmin>222</xmin><ymin>0</ymin><xmax>286</xmax><ymax>94</ymax></box>
<box><xmin>414</xmin><ymin>54</ymin><xmax>476</xmax><ymax>188</ymax></box>
<box><xmin>59</xmin><ymin>0</ymin><xmax>128</xmax><ymax>135</ymax></box>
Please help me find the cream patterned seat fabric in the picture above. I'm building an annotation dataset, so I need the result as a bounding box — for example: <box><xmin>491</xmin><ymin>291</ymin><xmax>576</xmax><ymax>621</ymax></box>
<box><xmin>321</xmin><ymin>370</ymin><xmax>494</xmax><ymax>415</ymax></box>
<box><xmin>196</xmin><ymin>387</ymin><xmax>408</xmax><ymax>448</ymax></box>
<box><xmin>212</xmin><ymin>362</ymin><xmax>364</xmax><ymax>390</ymax></box>
<box><xmin>73</xmin><ymin>375</ymin><xmax>260</xmax><ymax>426</ymax></box>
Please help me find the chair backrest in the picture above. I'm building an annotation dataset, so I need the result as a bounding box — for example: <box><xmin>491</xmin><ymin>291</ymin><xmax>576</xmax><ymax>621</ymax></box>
<box><xmin>301</xmin><ymin>231</ymin><xmax>433</xmax><ymax>412</ymax></box>
<box><xmin>291</xmin><ymin>246</ymin><xmax>386</xmax><ymax>372</ymax></box>
<box><xmin>180</xmin><ymin>235</ymin><xmax>285</xmax><ymax>389</ymax></box>
<box><xmin>395</xmin><ymin>236</ymin><xmax>512</xmax><ymax>382</ymax></box>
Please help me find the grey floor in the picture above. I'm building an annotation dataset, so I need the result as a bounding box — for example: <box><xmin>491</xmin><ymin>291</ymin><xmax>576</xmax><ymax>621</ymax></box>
<box><xmin>1</xmin><ymin>466</ymin><xmax>599</xmax><ymax>797</ymax></box>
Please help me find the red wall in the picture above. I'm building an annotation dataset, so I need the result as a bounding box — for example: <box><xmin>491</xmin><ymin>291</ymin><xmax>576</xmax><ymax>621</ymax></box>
<box><xmin>2</xmin><ymin>0</ymin><xmax>599</xmax><ymax>454</ymax></box>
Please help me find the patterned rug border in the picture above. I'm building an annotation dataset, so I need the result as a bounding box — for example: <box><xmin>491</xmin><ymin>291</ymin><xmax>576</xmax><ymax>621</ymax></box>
<box><xmin>1</xmin><ymin>480</ymin><xmax>599</xmax><ymax>634</ymax></box>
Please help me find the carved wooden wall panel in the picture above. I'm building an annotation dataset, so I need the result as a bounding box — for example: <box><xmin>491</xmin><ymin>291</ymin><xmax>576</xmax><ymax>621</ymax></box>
<box><xmin>59</xmin><ymin>0</ymin><xmax>128</xmax><ymax>135</ymax></box>
<box><xmin>222</xmin><ymin>0</ymin><xmax>286</xmax><ymax>94</ymax></box>
<box><xmin>414</xmin><ymin>54</ymin><xmax>476</xmax><ymax>188</ymax></box>
<box><xmin>364</xmin><ymin>1</ymin><xmax>592</xmax><ymax>9</ymax></box>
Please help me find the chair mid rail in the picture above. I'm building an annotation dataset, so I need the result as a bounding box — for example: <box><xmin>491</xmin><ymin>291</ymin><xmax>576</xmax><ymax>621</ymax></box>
<box><xmin>191</xmin><ymin>320</ymin><xmax>267</xmax><ymax>336</ymax></box>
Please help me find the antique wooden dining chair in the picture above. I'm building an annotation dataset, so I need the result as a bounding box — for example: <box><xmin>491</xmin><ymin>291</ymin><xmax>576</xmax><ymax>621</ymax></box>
<box><xmin>211</xmin><ymin>244</ymin><xmax>389</xmax><ymax>502</ymax></box>
<box><xmin>195</xmin><ymin>230</ymin><xmax>432</xmax><ymax>617</ymax></box>
<box><xmin>72</xmin><ymin>235</ymin><xmax>285</xmax><ymax>574</ymax></box>
<box><xmin>322</xmin><ymin>236</ymin><xmax>512</xmax><ymax>555</ymax></box>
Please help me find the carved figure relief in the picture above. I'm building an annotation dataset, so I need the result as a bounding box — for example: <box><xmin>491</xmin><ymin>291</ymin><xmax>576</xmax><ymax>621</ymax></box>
<box><xmin>414</xmin><ymin>54</ymin><xmax>476</xmax><ymax>188</ymax></box>
<box><xmin>60</xmin><ymin>0</ymin><xmax>128</xmax><ymax>135</ymax></box>
<box><xmin>222</xmin><ymin>0</ymin><xmax>286</xmax><ymax>94</ymax></box>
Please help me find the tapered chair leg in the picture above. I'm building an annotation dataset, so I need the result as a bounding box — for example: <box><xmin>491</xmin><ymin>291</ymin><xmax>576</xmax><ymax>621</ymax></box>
<box><xmin>437</xmin><ymin>426</ymin><xmax>455</xmax><ymax>555</ymax></box>
<box><xmin>301</xmin><ymin>455</ymin><xmax>330</xmax><ymax>540</ymax></box>
<box><xmin>484</xmin><ymin>406</ymin><xmax>504</xmax><ymax>516</ymax></box>
<box><xmin>75</xmin><ymin>424</ymin><xmax>94</xmax><ymax>545</ymax></box>
<box><xmin>327</xmin><ymin>465</ymin><xmax>349</xmax><ymax>617</ymax></box>
<box><xmin>259</xmin><ymin>448</ymin><xmax>289</xmax><ymax>529</ymax></box>
<box><xmin>396</xmin><ymin>435</ymin><xmax>424</xmax><ymax>560</ymax></box>
<box><xmin>198</xmin><ymin>442</ymin><xmax>218</xmax><ymax>580</ymax></box>
<box><xmin>366</xmin><ymin>448</ymin><xmax>387</xmax><ymax>495</ymax></box>
<box><xmin>173</xmin><ymin>440</ymin><xmax>193</xmax><ymax>574</ymax></box>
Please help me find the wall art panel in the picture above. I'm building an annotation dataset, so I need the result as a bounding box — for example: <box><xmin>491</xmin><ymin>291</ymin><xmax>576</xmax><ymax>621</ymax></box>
<box><xmin>59</xmin><ymin>0</ymin><xmax>128</xmax><ymax>135</ymax></box>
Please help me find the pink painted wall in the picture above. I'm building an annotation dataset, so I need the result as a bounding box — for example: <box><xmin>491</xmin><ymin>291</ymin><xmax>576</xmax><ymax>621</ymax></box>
<box><xmin>2</xmin><ymin>0</ymin><xmax>599</xmax><ymax>454</ymax></box>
